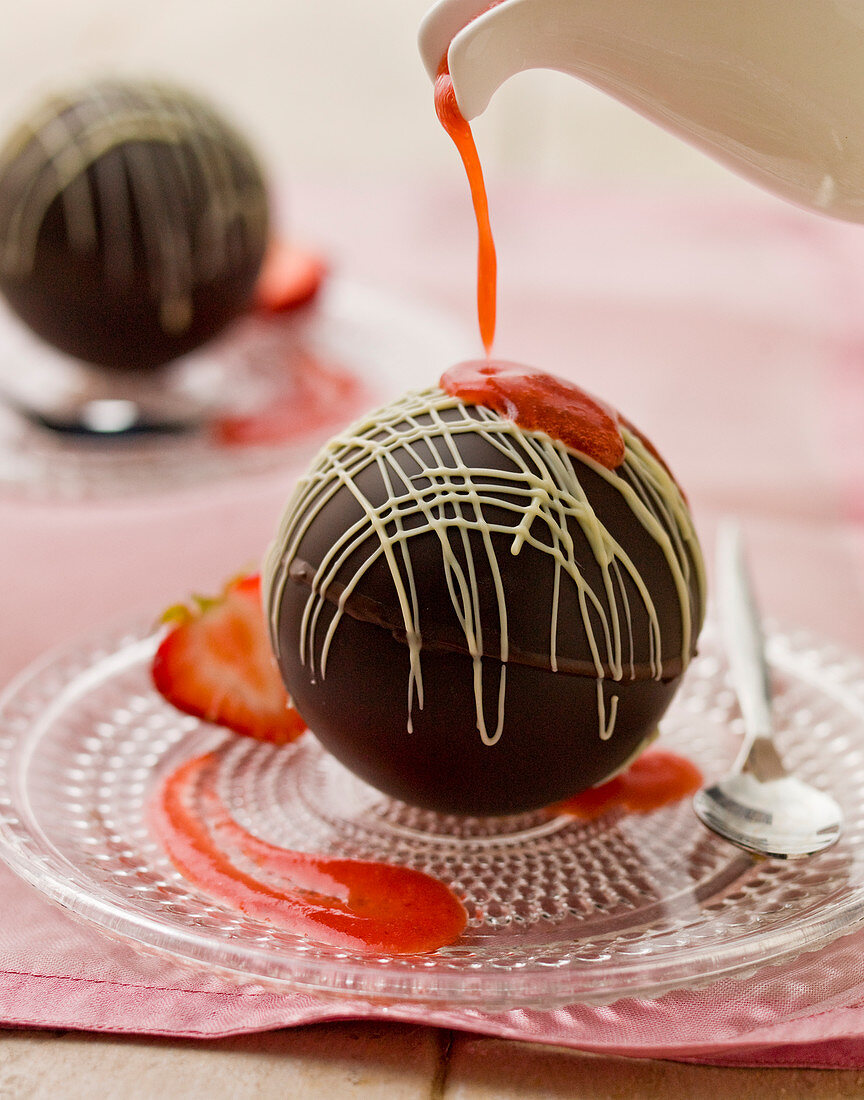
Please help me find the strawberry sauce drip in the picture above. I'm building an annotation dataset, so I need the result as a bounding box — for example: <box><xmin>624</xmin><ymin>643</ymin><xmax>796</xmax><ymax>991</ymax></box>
<box><xmin>556</xmin><ymin>750</ymin><xmax>703</xmax><ymax>820</ymax></box>
<box><xmin>440</xmin><ymin>359</ymin><xmax>627</xmax><ymax>468</ymax></box>
<box><xmin>213</xmin><ymin>349</ymin><xmax>365</xmax><ymax>448</ymax></box>
<box><xmin>435</xmin><ymin>60</ymin><xmax>497</xmax><ymax>355</ymax></box>
<box><xmin>151</xmin><ymin>753</ymin><xmax>468</xmax><ymax>954</ymax></box>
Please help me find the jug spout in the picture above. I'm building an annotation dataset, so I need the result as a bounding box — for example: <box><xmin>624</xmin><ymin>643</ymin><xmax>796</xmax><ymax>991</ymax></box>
<box><xmin>419</xmin><ymin>0</ymin><xmax>864</xmax><ymax>223</ymax></box>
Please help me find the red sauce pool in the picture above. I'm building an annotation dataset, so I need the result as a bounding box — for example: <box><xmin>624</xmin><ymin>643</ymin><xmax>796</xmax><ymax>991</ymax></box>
<box><xmin>151</xmin><ymin>753</ymin><xmax>468</xmax><ymax>954</ymax></box>
<box><xmin>557</xmin><ymin>750</ymin><xmax>703</xmax><ymax>820</ymax></box>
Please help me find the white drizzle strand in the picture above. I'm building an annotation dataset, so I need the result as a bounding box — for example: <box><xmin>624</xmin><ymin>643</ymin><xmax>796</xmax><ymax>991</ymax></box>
<box><xmin>264</xmin><ymin>387</ymin><xmax>706</xmax><ymax>746</ymax></box>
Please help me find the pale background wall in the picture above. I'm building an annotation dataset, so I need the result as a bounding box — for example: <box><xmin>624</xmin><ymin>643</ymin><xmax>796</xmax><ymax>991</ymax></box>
<box><xmin>0</xmin><ymin>0</ymin><xmax>748</xmax><ymax>195</ymax></box>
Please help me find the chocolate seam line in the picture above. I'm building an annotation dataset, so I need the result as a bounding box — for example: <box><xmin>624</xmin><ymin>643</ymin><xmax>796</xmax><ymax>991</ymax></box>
<box><xmin>286</xmin><ymin>558</ymin><xmax>690</xmax><ymax>683</ymax></box>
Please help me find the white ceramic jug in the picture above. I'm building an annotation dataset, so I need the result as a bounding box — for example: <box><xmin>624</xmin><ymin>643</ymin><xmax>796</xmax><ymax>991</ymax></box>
<box><xmin>419</xmin><ymin>0</ymin><xmax>864</xmax><ymax>222</ymax></box>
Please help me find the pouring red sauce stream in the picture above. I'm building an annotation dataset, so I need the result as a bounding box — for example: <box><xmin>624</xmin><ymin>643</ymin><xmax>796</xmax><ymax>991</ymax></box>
<box><xmin>435</xmin><ymin>59</ymin><xmax>497</xmax><ymax>355</ymax></box>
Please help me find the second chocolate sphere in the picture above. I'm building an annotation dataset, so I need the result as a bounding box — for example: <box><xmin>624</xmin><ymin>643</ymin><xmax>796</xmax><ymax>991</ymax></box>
<box><xmin>0</xmin><ymin>80</ymin><xmax>269</xmax><ymax>371</ymax></box>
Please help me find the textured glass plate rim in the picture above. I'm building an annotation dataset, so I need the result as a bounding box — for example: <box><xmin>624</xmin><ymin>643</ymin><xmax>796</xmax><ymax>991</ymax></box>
<box><xmin>0</xmin><ymin>278</ymin><xmax>468</xmax><ymax>500</ymax></box>
<box><xmin>0</xmin><ymin>620</ymin><xmax>863</xmax><ymax>1009</ymax></box>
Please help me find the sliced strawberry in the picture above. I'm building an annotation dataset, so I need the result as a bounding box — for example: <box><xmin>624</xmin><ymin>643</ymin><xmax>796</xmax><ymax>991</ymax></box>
<box><xmin>254</xmin><ymin>240</ymin><xmax>327</xmax><ymax>312</ymax></box>
<box><xmin>152</xmin><ymin>574</ymin><xmax>306</xmax><ymax>745</ymax></box>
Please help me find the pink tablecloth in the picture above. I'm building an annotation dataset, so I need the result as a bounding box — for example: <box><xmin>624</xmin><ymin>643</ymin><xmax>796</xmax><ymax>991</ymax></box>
<box><xmin>3</xmin><ymin>181</ymin><xmax>864</xmax><ymax>1066</ymax></box>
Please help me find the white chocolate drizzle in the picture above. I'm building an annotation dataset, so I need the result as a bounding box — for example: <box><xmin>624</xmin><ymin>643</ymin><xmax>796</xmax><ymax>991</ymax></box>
<box><xmin>264</xmin><ymin>387</ymin><xmax>705</xmax><ymax>746</ymax></box>
<box><xmin>0</xmin><ymin>81</ymin><xmax>267</xmax><ymax>333</ymax></box>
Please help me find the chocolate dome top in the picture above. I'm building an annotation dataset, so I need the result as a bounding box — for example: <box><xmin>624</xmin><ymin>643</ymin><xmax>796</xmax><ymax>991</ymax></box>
<box><xmin>265</xmin><ymin>386</ymin><xmax>705</xmax><ymax>748</ymax></box>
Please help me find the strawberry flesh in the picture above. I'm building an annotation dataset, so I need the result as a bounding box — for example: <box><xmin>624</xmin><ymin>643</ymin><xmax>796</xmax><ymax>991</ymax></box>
<box><xmin>152</xmin><ymin>574</ymin><xmax>306</xmax><ymax>745</ymax></box>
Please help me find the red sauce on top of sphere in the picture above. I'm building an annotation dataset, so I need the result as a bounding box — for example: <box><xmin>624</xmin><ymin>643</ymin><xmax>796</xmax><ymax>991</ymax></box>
<box><xmin>441</xmin><ymin>359</ymin><xmax>627</xmax><ymax>468</ymax></box>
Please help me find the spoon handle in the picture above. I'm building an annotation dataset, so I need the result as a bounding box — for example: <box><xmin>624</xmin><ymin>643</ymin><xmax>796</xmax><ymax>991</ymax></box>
<box><xmin>716</xmin><ymin>521</ymin><xmax>782</xmax><ymax>775</ymax></box>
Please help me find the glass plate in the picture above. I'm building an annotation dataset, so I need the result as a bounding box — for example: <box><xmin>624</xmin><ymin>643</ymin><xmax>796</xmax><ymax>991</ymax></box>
<box><xmin>0</xmin><ymin>617</ymin><xmax>862</xmax><ymax>1010</ymax></box>
<box><xmin>0</xmin><ymin>279</ymin><xmax>466</xmax><ymax>500</ymax></box>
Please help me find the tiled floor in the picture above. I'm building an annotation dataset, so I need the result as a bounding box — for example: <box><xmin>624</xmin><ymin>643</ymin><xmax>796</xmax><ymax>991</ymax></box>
<box><xmin>2</xmin><ymin>1024</ymin><xmax>864</xmax><ymax>1098</ymax></box>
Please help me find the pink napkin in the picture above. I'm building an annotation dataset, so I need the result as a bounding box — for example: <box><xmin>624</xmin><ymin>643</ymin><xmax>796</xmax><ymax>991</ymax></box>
<box><xmin>2</xmin><ymin>183</ymin><xmax>864</xmax><ymax>1065</ymax></box>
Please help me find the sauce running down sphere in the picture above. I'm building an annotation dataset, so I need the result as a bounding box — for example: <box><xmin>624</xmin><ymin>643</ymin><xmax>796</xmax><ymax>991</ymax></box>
<box><xmin>435</xmin><ymin>59</ymin><xmax>497</xmax><ymax>354</ymax></box>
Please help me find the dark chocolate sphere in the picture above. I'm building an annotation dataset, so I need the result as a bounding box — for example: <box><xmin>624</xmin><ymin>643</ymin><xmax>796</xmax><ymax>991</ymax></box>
<box><xmin>264</xmin><ymin>386</ymin><xmax>706</xmax><ymax>816</ymax></box>
<box><xmin>0</xmin><ymin>80</ymin><xmax>269</xmax><ymax>371</ymax></box>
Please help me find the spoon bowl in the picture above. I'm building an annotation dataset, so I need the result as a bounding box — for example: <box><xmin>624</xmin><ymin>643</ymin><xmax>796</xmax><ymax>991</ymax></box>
<box><xmin>692</xmin><ymin>522</ymin><xmax>843</xmax><ymax>860</ymax></box>
<box><xmin>693</xmin><ymin>759</ymin><xmax>843</xmax><ymax>860</ymax></box>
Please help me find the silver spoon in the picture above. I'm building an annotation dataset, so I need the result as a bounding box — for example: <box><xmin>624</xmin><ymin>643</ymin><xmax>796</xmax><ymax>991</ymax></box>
<box><xmin>693</xmin><ymin>521</ymin><xmax>842</xmax><ymax>859</ymax></box>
